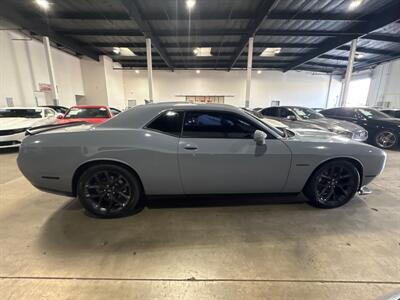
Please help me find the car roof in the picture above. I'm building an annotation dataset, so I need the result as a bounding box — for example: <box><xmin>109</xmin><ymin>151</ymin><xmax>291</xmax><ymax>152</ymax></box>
<box><xmin>0</xmin><ymin>107</ymin><xmax>45</xmax><ymax>110</ymax></box>
<box><xmin>70</xmin><ymin>105</ymin><xmax>109</xmax><ymax>109</ymax></box>
<box><xmin>99</xmin><ymin>102</ymin><xmax>246</xmax><ymax>129</ymax></box>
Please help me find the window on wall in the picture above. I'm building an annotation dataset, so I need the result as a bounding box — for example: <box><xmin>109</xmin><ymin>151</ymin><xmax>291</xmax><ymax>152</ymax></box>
<box><xmin>346</xmin><ymin>78</ymin><xmax>371</xmax><ymax>107</ymax></box>
<box><xmin>185</xmin><ymin>96</ymin><xmax>224</xmax><ymax>104</ymax></box>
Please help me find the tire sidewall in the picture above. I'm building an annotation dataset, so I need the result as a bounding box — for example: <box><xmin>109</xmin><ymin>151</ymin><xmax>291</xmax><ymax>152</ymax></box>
<box><xmin>77</xmin><ymin>164</ymin><xmax>141</xmax><ymax>218</ymax></box>
<box><xmin>305</xmin><ymin>160</ymin><xmax>360</xmax><ymax>209</ymax></box>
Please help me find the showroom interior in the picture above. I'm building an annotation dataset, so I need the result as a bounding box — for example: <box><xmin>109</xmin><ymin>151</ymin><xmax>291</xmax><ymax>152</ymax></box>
<box><xmin>0</xmin><ymin>0</ymin><xmax>400</xmax><ymax>299</ymax></box>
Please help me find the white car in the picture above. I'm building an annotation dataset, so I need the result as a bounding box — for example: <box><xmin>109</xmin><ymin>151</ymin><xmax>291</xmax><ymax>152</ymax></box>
<box><xmin>0</xmin><ymin>107</ymin><xmax>58</xmax><ymax>148</ymax></box>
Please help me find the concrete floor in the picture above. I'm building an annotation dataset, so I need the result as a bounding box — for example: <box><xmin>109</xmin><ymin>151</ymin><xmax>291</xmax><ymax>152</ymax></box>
<box><xmin>0</xmin><ymin>148</ymin><xmax>399</xmax><ymax>299</ymax></box>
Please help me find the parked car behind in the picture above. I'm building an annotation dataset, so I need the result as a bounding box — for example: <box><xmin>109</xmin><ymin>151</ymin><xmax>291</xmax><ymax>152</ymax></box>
<box><xmin>57</xmin><ymin>105</ymin><xmax>121</xmax><ymax>124</ymax></box>
<box><xmin>380</xmin><ymin>109</ymin><xmax>400</xmax><ymax>119</ymax></box>
<box><xmin>260</xmin><ymin>106</ymin><xmax>368</xmax><ymax>142</ymax></box>
<box><xmin>39</xmin><ymin>105</ymin><xmax>69</xmax><ymax>115</ymax></box>
<box><xmin>320</xmin><ymin>107</ymin><xmax>400</xmax><ymax>149</ymax></box>
<box><xmin>0</xmin><ymin>107</ymin><xmax>57</xmax><ymax>148</ymax></box>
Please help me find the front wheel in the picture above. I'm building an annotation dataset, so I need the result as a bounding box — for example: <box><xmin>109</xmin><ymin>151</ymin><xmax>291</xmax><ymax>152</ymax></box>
<box><xmin>77</xmin><ymin>164</ymin><xmax>141</xmax><ymax>218</ymax></box>
<box><xmin>374</xmin><ymin>130</ymin><xmax>398</xmax><ymax>149</ymax></box>
<box><xmin>304</xmin><ymin>160</ymin><xmax>360</xmax><ymax>209</ymax></box>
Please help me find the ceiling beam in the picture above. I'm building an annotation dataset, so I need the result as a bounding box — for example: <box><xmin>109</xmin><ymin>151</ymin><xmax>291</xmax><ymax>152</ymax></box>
<box><xmin>228</xmin><ymin>0</ymin><xmax>279</xmax><ymax>70</ymax></box>
<box><xmin>29</xmin><ymin>11</ymin><xmax>368</xmax><ymax>22</ymax></box>
<box><xmin>118</xmin><ymin>0</ymin><xmax>173</xmax><ymax>70</ymax></box>
<box><xmin>0</xmin><ymin>1</ymin><xmax>99</xmax><ymax>60</ymax></box>
<box><xmin>354</xmin><ymin>54</ymin><xmax>400</xmax><ymax>71</ymax></box>
<box><xmin>283</xmin><ymin>0</ymin><xmax>400</xmax><ymax>72</ymax></box>
<box><xmin>304</xmin><ymin>62</ymin><xmax>347</xmax><ymax>69</ymax></box>
<box><xmin>337</xmin><ymin>45</ymin><xmax>400</xmax><ymax>56</ymax></box>
<box><xmin>363</xmin><ymin>33</ymin><xmax>400</xmax><ymax>43</ymax></box>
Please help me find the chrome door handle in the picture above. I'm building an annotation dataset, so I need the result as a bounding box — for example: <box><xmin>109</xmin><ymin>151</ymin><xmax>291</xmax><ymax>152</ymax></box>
<box><xmin>184</xmin><ymin>145</ymin><xmax>198</xmax><ymax>150</ymax></box>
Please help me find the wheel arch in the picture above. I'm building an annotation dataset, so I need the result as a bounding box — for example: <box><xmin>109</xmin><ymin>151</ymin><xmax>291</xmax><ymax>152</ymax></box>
<box><xmin>71</xmin><ymin>159</ymin><xmax>144</xmax><ymax>197</ymax></box>
<box><xmin>303</xmin><ymin>157</ymin><xmax>364</xmax><ymax>192</ymax></box>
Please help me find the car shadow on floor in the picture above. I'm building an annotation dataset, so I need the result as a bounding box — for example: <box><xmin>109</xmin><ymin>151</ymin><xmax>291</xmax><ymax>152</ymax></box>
<box><xmin>38</xmin><ymin>193</ymin><xmax>371</xmax><ymax>257</ymax></box>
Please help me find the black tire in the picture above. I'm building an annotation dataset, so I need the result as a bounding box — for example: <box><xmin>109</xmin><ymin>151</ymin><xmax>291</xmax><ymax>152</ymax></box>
<box><xmin>374</xmin><ymin>130</ymin><xmax>398</xmax><ymax>149</ymax></box>
<box><xmin>304</xmin><ymin>160</ymin><xmax>360</xmax><ymax>209</ymax></box>
<box><xmin>77</xmin><ymin>164</ymin><xmax>141</xmax><ymax>218</ymax></box>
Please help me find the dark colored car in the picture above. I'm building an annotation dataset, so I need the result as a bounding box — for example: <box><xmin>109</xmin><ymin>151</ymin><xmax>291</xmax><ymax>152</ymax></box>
<box><xmin>381</xmin><ymin>109</ymin><xmax>400</xmax><ymax>119</ymax></box>
<box><xmin>39</xmin><ymin>105</ymin><xmax>69</xmax><ymax>114</ymax></box>
<box><xmin>320</xmin><ymin>107</ymin><xmax>400</xmax><ymax>149</ymax></box>
<box><xmin>260</xmin><ymin>106</ymin><xmax>368</xmax><ymax>142</ymax></box>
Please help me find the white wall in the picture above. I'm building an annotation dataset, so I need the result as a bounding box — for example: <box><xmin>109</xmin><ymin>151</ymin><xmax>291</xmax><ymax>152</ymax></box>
<box><xmin>123</xmin><ymin>69</ymin><xmax>342</xmax><ymax>109</ymax></box>
<box><xmin>367</xmin><ymin>58</ymin><xmax>400</xmax><ymax>108</ymax></box>
<box><xmin>103</xmin><ymin>57</ymin><xmax>125</xmax><ymax>110</ymax></box>
<box><xmin>0</xmin><ymin>30</ymin><xmax>84</xmax><ymax>107</ymax></box>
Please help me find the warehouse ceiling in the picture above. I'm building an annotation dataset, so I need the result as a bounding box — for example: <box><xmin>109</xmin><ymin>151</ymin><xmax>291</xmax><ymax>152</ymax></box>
<box><xmin>1</xmin><ymin>0</ymin><xmax>400</xmax><ymax>73</ymax></box>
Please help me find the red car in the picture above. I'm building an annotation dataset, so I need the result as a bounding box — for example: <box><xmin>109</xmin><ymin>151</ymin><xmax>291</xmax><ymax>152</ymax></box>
<box><xmin>57</xmin><ymin>105</ymin><xmax>121</xmax><ymax>124</ymax></box>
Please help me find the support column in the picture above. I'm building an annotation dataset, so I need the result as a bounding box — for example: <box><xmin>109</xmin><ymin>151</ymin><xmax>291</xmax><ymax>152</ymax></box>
<box><xmin>325</xmin><ymin>73</ymin><xmax>333</xmax><ymax>108</ymax></box>
<box><xmin>43</xmin><ymin>36</ymin><xmax>59</xmax><ymax>104</ymax></box>
<box><xmin>146</xmin><ymin>38</ymin><xmax>154</xmax><ymax>102</ymax></box>
<box><xmin>245</xmin><ymin>37</ymin><xmax>254</xmax><ymax>108</ymax></box>
<box><xmin>340</xmin><ymin>38</ymin><xmax>357</xmax><ymax>107</ymax></box>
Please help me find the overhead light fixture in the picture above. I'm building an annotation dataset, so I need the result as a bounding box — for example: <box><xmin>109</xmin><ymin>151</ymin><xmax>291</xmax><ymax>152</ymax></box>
<box><xmin>186</xmin><ymin>0</ymin><xmax>196</xmax><ymax>10</ymax></box>
<box><xmin>355</xmin><ymin>53</ymin><xmax>364</xmax><ymax>59</ymax></box>
<box><xmin>113</xmin><ymin>47</ymin><xmax>121</xmax><ymax>55</ymax></box>
<box><xmin>35</xmin><ymin>0</ymin><xmax>50</xmax><ymax>10</ymax></box>
<box><xmin>257</xmin><ymin>70</ymin><xmax>262</xmax><ymax>74</ymax></box>
<box><xmin>193</xmin><ymin>47</ymin><xmax>212</xmax><ymax>57</ymax></box>
<box><xmin>260</xmin><ymin>47</ymin><xmax>281</xmax><ymax>57</ymax></box>
<box><xmin>196</xmin><ymin>70</ymin><xmax>200</xmax><ymax>74</ymax></box>
<box><xmin>135</xmin><ymin>70</ymin><xmax>140</xmax><ymax>74</ymax></box>
<box><xmin>349</xmin><ymin>0</ymin><xmax>363</xmax><ymax>10</ymax></box>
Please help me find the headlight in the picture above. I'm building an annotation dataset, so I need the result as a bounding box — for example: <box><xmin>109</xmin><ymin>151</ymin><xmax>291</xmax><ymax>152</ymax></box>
<box><xmin>329</xmin><ymin>128</ymin><xmax>353</xmax><ymax>139</ymax></box>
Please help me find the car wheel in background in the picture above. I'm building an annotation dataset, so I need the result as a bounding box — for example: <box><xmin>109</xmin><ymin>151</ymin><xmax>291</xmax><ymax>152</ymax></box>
<box><xmin>304</xmin><ymin>160</ymin><xmax>360</xmax><ymax>209</ymax></box>
<box><xmin>77</xmin><ymin>164</ymin><xmax>141</xmax><ymax>218</ymax></box>
<box><xmin>374</xmin><ymin>130</ymin><xmax>398</xmax><ymax>149</ymax></box>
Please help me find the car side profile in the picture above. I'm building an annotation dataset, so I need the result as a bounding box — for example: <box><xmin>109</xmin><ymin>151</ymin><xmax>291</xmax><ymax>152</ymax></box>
<box><xmin>381</xmin><ymin>109</ymin><xmax>400</xmax><ymax>119</ymax></box>
<box><xmin>18</xmin><ymin>103</ymin><xmax>386</xmax><ymax>218</ymax></box>
<box><xmin>321</xmin><ymin>107</ymin><xmax>400</xmax><ymax>149</ymax></box>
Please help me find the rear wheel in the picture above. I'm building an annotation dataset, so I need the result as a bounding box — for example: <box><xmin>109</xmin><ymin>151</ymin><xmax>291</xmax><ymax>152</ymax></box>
<box><xmin>77</xmin><ymin>164</ymin><xmax>141</xmax><ymax>218</ymax></box>
<box><xmin>304</xmin><ymin>160</ymin><xmax>360</xmax><ymax>209</ymax></box>
<box><xmin>374</xmin><ymin>130</ymin><xmax>398</xmax><ymax>149</ymax></box>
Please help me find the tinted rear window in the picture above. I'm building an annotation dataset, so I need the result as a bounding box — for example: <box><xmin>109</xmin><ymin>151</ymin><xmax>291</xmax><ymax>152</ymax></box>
<box><xmin>64</xmin><ymin>107</ymin><xmax>109</xmax><ymax>119</ymax></box>
<box><xmin>146</xmin><ymin>111</ymin><xmax>183</xmax><ymax>136</ymax></box>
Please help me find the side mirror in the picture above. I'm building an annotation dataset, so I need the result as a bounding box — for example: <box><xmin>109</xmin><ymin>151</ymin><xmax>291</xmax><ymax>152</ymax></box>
<box><xmin>286</xmin><ymin>115</ymin><xmax>296</xmax><ymax>121</ymax></box>
<box><xmin>56</xmin><ymin>114</ymin><xmax>64</xmax><ymax>119</ymax></box>
<box><xmin>253</xmin><ymin>130</ymin><xmax>267</xmax><ymax>146</ymax></box>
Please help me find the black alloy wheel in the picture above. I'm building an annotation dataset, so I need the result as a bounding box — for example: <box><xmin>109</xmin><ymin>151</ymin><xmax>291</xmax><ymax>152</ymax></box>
<box><xmin>374</xmin><ymin>130</ymin><xmax>398</xmax><ymax>149</ymax></box>
<box><xmin>305</xmin><ymin>160</ymin><xmax>360</xmax><ymax>209</ymax></box>
<box><xmin>77</xmin><ymin>164</ymin><xmax>141</xmax><ymax>218</ymax></box>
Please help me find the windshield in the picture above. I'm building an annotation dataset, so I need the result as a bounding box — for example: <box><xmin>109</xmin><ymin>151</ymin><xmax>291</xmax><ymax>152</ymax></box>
<box><xmin>242</xmin><ymin>109</ymin><xmax>285</xmax><ymax>137</ymax></box>
<box><xmin>290</xmin><ymin>107</ymin><xmax>324</xmax><ymax>120</ymax></box>
<box><xmin>358</xmin><ymin>108</ymin><xmax>390</xmax><ymax>119</ymax></box>
<box><xmin>64</xmin><ymin>107</ymin><xmax>110</xmax><ymax>119</ymax></box>
<box><xmin>0</xmin><ymin>108</ymin><xmax>42</xmax><ymax>118</ymax></box>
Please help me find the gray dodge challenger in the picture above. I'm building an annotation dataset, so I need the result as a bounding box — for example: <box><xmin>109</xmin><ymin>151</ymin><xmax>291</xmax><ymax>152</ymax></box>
<box><xmin>17</xmin><ymin>103</ymin><xmax>386</xmax><ymax>218</ymax></box>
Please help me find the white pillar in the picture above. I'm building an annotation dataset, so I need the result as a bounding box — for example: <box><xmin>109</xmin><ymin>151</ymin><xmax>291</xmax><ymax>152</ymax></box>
<box><xmin>340</xmin><ymin>39</ymin><xmax>357</xmax><ymax>107</ymax></box>
<box><xmin>245</xmin><ymin>37</ymin><xmax>254</xmax><ymax>108</ymax></box>
<box><xmin>146</xmin><ymin>38</ymin><xmax>154</xmax><ymax>102</ymax></box>
<box><xmin>325</xmin><ymin>73</ymin><xmax>333</xmax><ymax>108</ymax></box>
<box><xmin>43</xmin><ymin>36</ymin><xmax>59</xmax><ymax>104</ymax></box>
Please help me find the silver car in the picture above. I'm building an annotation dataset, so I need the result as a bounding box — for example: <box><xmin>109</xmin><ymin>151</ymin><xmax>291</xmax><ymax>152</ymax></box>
<box><xmin>260</xmin><ymin>106</ymin><xmax>368</xmax><ymax>142</ymax></box>
<box><xmin>17</xmin><ymin>103</ymin><xmax>386</xmax><ymax>218</ymax></box>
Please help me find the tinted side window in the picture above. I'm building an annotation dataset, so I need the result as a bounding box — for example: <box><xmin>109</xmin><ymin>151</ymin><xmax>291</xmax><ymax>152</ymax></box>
<box><xmin>261</xmin><ymin>107</ymin><xmax>279</xmax><ymax>117</ymax></box>
<box><xmin>339</xmin><ymin>109</ymin><xmax>357</xmax><ymax>118</ymax></box>
<box><xmin>321</xmin><ymin>108</ymin><xmax>339</xmax><ymax>117</ymax></box>
<box><xmin>279</xmin><ymin>108</ymin><xmax>295</xmax><ymax>118</ymax></box>
<box><xmin>182</xmin><ymin>111</ymin><xmax>257</xmax><ymax>138</ymax></box>
<box><xmin>146</xmin><ymin>111</ymin><xmax>183</xmax><ymax>137</ymax></box>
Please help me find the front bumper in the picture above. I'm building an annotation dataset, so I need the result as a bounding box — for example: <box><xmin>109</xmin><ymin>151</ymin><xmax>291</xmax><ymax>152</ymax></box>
<box><xmin>0</xmin><ymin>132</ymin><xmax>25</xmax><ymax>148</ymax></box>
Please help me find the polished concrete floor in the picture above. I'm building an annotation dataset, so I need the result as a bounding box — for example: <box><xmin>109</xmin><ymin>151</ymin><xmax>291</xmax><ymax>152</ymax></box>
<box><xmin>0</xmin><ymin>148</ymin><xmax>399</xmax><ymax>299</ymax></box>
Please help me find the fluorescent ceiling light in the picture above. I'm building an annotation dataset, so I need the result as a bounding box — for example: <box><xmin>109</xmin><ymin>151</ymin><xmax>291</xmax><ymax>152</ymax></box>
<box><xmin>35</xmin><ymin>0</ymin><xmax>50</xmax><ymax>10</ymax></box>
<box><xmin>257</xmin><ymin>70</ymin><xmax>262</xmax><ymax>74</ymax></box>
<box><xmin>193</xmin><ymin>47</ymin><xmax>212</xmax><ymax>57</ymax></box>
<box><xmin>113</xmin><ymin>47</ymin><xmax>136</xmax><ymax>56</ymax></box>
<box><xmin>135</xmin><ymin>70</ymin><xmax>140</xmax><ymax>74</ymax></box>
<box><xmin>355</xmin><ymin>53</ymin><xmax>364</xmax><ymax>59</ymax></box>
<box><xmin>186</xmin><ymin>0</ymin><xmax>196</xmax><ymax>10</ymax></box>
<box><xmin>196</xmin><ymin>70</ymin><xmax>200</xmax><ymax>74</ymax></box>
<box><xmin>260</xmin><ymin>47</ymin><xmax>281</xmax><ymax>57</ymax></box>
<box><xmin>349</xmin><ymin>0</ymin><xmax>363</xmax><ymax>10</ymax></box>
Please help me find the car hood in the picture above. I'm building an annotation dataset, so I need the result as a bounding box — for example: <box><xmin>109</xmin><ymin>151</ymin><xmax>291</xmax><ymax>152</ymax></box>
<box><xmin>287</xmin><ymin>128</ymin><xmax>357</xmax><ymax>144</ymax></box>
<box><xmin>0</xmin><ymin>117</ymin><xmax>45</xmax><ymax>130</ymax></box>
<box><xmin>261</xmin><ymin>117</ymin><xmax>326</xmax><ymax>131</ymax></box>
<box><xmin>305</xmin><ymin>118</ymin><xmax>365</xmax><ymax>132</ymax></box>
